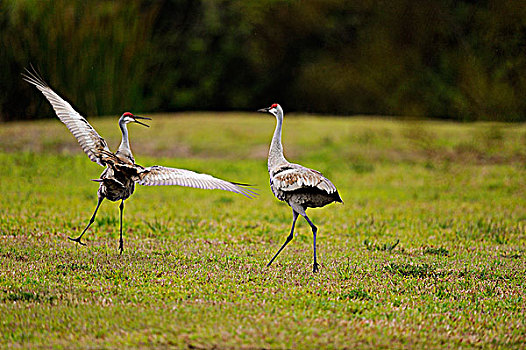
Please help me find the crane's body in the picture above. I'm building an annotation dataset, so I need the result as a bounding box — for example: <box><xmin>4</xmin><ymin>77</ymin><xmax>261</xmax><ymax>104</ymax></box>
<box><xmin>269</xmin><ymin>163</ymin><xmax>341</xmax><ymax>209</ymax></box>
<box><xmin>98</xmin><ymin>166</ymin><xmax>136</xmax><ymax>202</ymax></box>
<box><xmin>92</xmin><ymin>117</ymin><xmax>141</xmax><ymax>202</ymax></box>
<box><xmin>23</xmin><ymin>67</ymin><xmax>256</xmax><ymax>253</ymax></box>
<box><xmin>259</xmin><ymin>103</ymin><xmax>342</xmax><ymax>272</ymax></box>
<box><xmin>96</xmin><ymin>154</ymin><xmax>138</xmax><ymax>202</ymax></box>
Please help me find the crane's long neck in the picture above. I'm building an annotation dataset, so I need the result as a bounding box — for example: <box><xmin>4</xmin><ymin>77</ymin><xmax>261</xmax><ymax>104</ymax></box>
<box><xmin>268</xmin><ymin>114</ymin><xmax>287</xmax><ymax>169</ymax></box>
<box><xmin>119</xmin><ymin>120</ymin><xmax>130</xmax><ymax>151</ymax></box>
<box><xmin>117</xmin><ymin>120</ymin><xmax>134</xmax><ymax>162</ymax></box>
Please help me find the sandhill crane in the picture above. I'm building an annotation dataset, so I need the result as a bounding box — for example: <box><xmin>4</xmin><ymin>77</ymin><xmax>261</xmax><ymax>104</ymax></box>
<box><xmin>258</xmin><ymin>103</ymin><xmax>342</xmax><ymax>273</ymax></box>
<box><xmin>23</xmin><ymin>68</ymin><xmax>256</xmax><ymax>254</ymax></box>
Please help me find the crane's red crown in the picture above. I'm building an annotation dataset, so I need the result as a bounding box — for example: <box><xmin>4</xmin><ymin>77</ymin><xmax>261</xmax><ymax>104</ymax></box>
<box><xmin>122</xmin><ymin>112</ymin><xmax>134</xmax><ymax>117</ymax></box>
<box><xmin>271</xmin><ymin>103</ymin><xmax>278</xmax><ymax>108</ymax></box>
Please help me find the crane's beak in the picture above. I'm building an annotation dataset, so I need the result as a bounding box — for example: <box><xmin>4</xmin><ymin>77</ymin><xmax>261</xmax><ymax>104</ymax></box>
<box><xmin>257</xmin><ymin>107</ymin><xmax>270</xmax><ymax>113</ymax></box>
<box><xmin>133</xmin><ymin>116</ymin><xmax>151</xmax><ymax>127</ymax></box>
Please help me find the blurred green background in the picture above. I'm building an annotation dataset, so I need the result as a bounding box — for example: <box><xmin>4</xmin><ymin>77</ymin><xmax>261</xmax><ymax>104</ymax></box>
<box><xmin>2</xmin><ymin>0</ymin><xmax>525</xmax><ymax>122</ymax></box>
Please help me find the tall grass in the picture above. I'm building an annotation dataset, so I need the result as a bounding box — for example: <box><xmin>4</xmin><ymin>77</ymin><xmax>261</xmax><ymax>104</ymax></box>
<box><xmin>2</xmin><ymin>0</ymin><xmax>526</xmax><ymax>121</ymax></box>
<box><xmin>2</xmin><ymin>0</ymin><xmax>159</xmax><ymax>119</ymax></box>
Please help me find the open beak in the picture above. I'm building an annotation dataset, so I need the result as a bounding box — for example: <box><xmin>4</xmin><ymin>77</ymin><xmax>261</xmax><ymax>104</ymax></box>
<box><xmin>257</xmin><ymin>107</ymin><xmax>270</xmax><ymax>113</ymax></box>
<box><xmin>133</xmin><ymin>115</ymin><xmax>151</xmax><ymax>127</ymax></box>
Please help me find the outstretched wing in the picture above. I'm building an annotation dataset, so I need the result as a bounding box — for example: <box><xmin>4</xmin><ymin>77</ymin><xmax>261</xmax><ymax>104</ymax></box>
<box><xmin>272</xmin><ymin>164</ymin><xmax>338</xmax><ymax>194</ymax></box>
<box><xmin>22</xmin><ymin>67</ymin><xmax>111</xmax><ymax>167</ymax></box>
<box><xmin>137</xmin><ymin>165</ymin><xmax>257</xmax><ymax>198</ymax></box>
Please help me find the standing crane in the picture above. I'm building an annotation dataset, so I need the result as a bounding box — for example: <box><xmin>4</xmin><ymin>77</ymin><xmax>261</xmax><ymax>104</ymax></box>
<box><xmin>258</xmin><ymin>103</ymin><xmax>342</xmax><ymax>273</ymax></box>
<box><xmin>23</xmin><ymin>68</ymin><xmax>256</xmax><ymax>254</ymax></box>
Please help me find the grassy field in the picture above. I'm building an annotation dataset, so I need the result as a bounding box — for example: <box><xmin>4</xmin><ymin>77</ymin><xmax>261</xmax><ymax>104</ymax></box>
<box><xmin>0</xmin><ymin>113</ymin><xmax>525</xmax><ymax>348</ymax></box>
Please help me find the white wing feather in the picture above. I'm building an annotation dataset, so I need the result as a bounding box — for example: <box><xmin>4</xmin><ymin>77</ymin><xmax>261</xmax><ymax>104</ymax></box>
<box><xmin>22</xmin><ymin>68</ymin><xmax>110</xmax><ymax>167</ymax></box>
<box><xmin>138</xmin><ymin>166</ymin><xmax>257</xmax><ymax>198</ymax></box>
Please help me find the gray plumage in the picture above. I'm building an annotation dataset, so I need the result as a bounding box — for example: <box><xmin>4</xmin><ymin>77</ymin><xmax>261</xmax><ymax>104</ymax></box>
<box><xmin>258</xmin><ymin>103</ymin><xmax>342</xmax><ymax>273</ymax></box>
<box><xmin>23</xmin><ymin>67</ymin><xmax>256</xmax><ymax>253</ymax></box>
<box><xmin>269</xmin><ymin>163</ymin><xmax>341</xmax><ymax>209</ymax></box>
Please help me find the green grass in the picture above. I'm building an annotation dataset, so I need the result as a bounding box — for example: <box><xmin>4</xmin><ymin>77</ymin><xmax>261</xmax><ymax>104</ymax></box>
<box><xmin>1</xmin><ymin>113</ymin><xmax>525</xmax><ymax>348</ymax></box>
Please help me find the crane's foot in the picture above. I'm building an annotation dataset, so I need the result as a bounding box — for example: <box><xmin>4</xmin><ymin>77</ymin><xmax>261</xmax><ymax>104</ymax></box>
<box><xmin>118</xmin><ymin>241</ymin><xmax>124</xmax><ymax>255</ymax></box>
<box><xmin>68</xmin><ymin>236</ymin><xmax>86</xmax><ymax>246</ymax></box>
<box><xmin>313</xmin><ymin>262</ymin><xmax>319</xmax><ymax>273</ymax></box>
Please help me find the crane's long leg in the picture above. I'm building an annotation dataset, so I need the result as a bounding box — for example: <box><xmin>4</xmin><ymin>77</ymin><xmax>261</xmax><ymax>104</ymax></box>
<box><xmin>69</xmin><ymin>196</ymin><xmax>104</xmax><ymax>246</ymax></box>
<box><xmin>303</xmin><ymin>215</ymin><xmax>319</xmax><ymax>273</ymax></box>
<box><xmin>118</xmin><ymin>200</ymin><xmax>124</xmax><ymax>255</ymax></box>
<box><xmin>267</xmin><ymin>209</ymin><xmax>299</xmax><ymax>268</ymax></box>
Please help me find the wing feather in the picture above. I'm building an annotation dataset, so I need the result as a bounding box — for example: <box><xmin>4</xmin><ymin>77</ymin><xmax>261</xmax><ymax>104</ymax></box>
<box><xmin>137</xmin><ymin>165</ymin><xmax>257</xmax><ymax>198</ymax></box>
<box><xmin>22</xmin><ymin>67</ymin><xmax>110</xmax><ymax>167</ymax></box>
<box><xmin>271</xmin><ymin>164</ymin><xmax>338</xmax><ymax>194</ymax></box>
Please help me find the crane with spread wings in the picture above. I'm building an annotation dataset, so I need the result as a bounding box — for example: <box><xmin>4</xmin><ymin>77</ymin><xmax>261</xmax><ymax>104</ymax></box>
<box><xmin>23</xmin><ymin>68</ymin><xmax>256</xmax><ymax>254</ymax></box>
